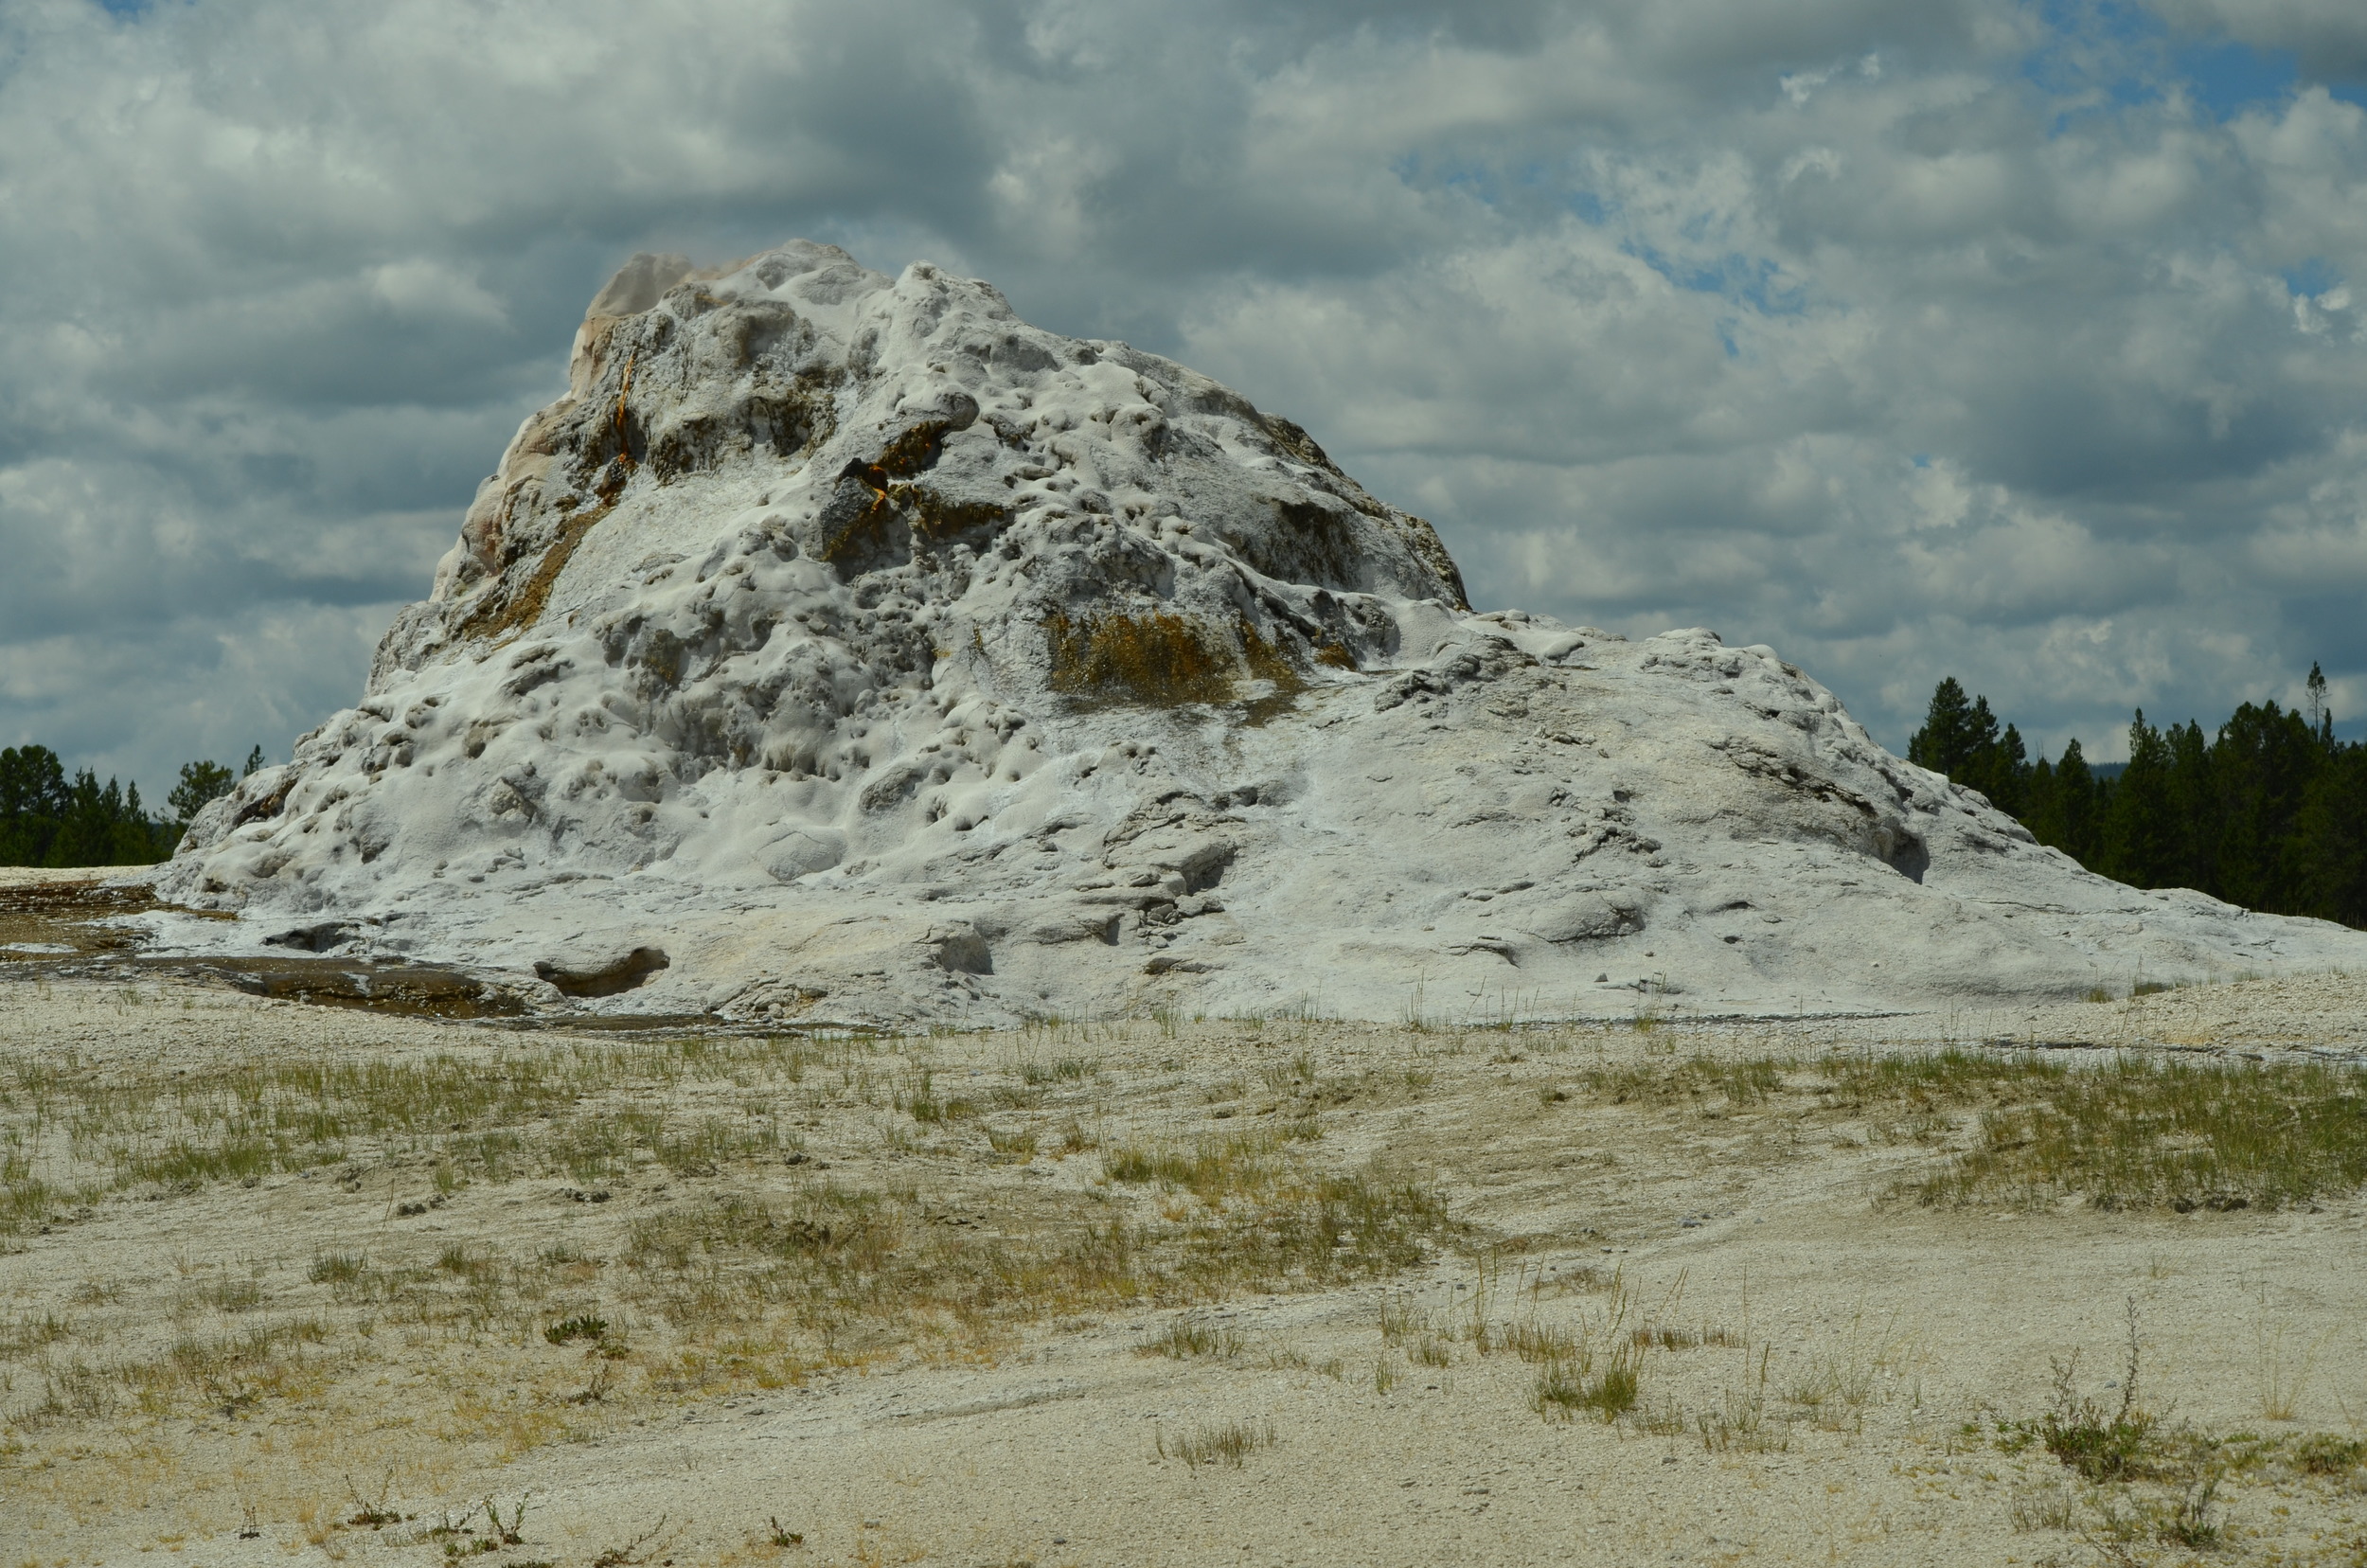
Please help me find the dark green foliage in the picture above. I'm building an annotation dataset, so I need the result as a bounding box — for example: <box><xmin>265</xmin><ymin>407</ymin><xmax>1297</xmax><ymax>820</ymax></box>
<box><xmin>2097</xmin><ymin>710</ymin><xmax>2184</xmax><ymax>888</ymax></box>
<box><xmin>543</xmin><ymin>1314</ymin><xmax>610</xmax><ymax>1345</ymax></box>
<box><xmin>0</xmin><ymin>744</ymin><xmax>176</xmax><ymax>867</ymax></box>
<box><xmin>168</xmin><ymin>759</ymin><xmax>237</xmax><ymax>826</ymax></box>
<box><xmin>0</xmin><ymin>740</ymin><xmax>262</xmax><ymax>868</ymax></box>
<box><xmin>0</xmin><ymin>745</ymin><xmax>70</xmax><ymax>864</ymax></box>
<box><xmin>1906</xmin><ymin>678</ymin><xmax>2029</xmax><ymax>817</ymax></box>
<box><xmin>1911</xmin><ymin>674</ymin><xmax>2367</xmax><ymax>927</ymax></box>
<box><xmin>2295</xmin><ymin>745</ymin><xmax>2367</xmax><ymax>928</ymax></box>
<box><xmin>2021</xmin><ymin>739</ymin><xmax>2103</xmax><ymax>864</ymax></box>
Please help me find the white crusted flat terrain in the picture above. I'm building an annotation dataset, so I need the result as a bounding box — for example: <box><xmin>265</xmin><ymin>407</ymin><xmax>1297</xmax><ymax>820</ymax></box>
<box><xmin>152</xmin><ymin>242</ymin><xmax>2367</xmax><ymax>1023</ymax></box>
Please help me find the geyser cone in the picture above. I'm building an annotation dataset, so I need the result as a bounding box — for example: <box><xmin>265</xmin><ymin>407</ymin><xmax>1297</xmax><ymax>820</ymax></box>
<box><xmin>158</xmin><ymin>242</ymin><xmax>2367</xmax><ymax>1023</ymax></box>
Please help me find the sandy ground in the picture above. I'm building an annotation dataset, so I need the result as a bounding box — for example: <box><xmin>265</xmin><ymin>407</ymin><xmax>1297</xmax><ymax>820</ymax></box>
<box><xmin>4</xmin><ymin>942</ymin><xmax>2366</xmax><ymax>1565</ymax></box>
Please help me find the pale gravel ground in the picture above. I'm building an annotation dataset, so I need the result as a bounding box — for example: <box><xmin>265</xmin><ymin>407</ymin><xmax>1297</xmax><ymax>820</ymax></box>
<box><xmin>0</xmin><ymin>868</ymin><xmax>116</xmax><ymax>888</ymax></box>
<box><xmin>2</xmin><ymin>968</ymin><xmax>2365</xmax><ymax>1568</ymax></box>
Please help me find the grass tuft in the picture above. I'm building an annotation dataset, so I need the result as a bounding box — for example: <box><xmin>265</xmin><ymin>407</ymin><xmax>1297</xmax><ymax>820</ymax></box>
<box><xmin>1142</xmin><ymin>1314</ymin><xmax>1245</xmax><ymax>1361</ymax></box>
<box><xmin>1156</xmin><ymin>1417</ymin><xmax>1275</xmax><ymax>1468</ymax></box>
<box><xmin>1533</xmin><ymin>1346</ymin><xmax>1640</xmax><ymax>1423</ymax></box>
<box><xmin>543</xmin><ymin>1314</ymin><xmax>610</xmax><ymax>1345</ymax></box>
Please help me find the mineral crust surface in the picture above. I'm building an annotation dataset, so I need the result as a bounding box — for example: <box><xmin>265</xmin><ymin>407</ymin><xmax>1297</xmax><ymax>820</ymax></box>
<box><xmin>155</xmin><ymin>242</ymin><xmax>2367</xmax><ymax>1023</ymax></box>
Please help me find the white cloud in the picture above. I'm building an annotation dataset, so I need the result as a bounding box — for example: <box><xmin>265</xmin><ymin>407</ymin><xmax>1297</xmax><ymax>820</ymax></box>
<box><xmin>1</xmin><ymin>0</ymin><xmax>2364</xmax><ymax>792</ymax></box>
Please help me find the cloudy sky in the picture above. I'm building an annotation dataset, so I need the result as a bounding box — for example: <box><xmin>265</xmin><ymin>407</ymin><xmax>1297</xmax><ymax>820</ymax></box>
<box><xmin>5</xmin><ymin>0</ymin><xmax>2365</xmax><ymax>796</ymax></box>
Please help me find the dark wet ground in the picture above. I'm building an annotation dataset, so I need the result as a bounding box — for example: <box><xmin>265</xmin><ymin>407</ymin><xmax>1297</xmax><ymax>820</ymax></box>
<box><xmin>0</xmin><ymin>874</ymin><xmax>191</xmax><ymax>955</ymax></box>
<box><xmin>1</xmin><ymin>874</ymin><xmax>521</xmax><ymax>1021</ymax></box>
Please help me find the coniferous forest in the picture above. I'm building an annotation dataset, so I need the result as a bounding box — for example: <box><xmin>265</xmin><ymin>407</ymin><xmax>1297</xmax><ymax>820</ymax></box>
<box><xmin>0</xmin><ymin>744</ymin><xmax>258</xmax><ymax>869</ymax></box>
<box><xmin>1908</xmin><ymin>668</ymin><xmax>2367</xmax><ymax>929</ymax></box>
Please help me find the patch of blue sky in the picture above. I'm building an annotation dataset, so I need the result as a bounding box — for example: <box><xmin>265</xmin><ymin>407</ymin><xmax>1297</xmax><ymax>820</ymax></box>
<box><xmin>1568</xmin><ymin>191</ymin><xmax>1611</xmax><ymax>225</ymax></box>
<box><xmin>91</xmin><ymin>0</ymin><xmax>151</xmax><ymax>14</ymax></box>
<box><xmin>2014</xmin><ymin>0</ymin><xmax>2301</xmax><ymax>129</ymax></box>
<box><xmin>1626</xmin><ymin>243</ymin><xmax>1807</xmax><ymax>318</ymax></box>
<box><xmin>1441</xmin><ymin>167</ymin><xmax>1504</xmax><ymax>206</ymax></box>
<box><xmin>1395</xmin><ymin>151</ymin><xmax>1577</xmax><ymax>218</ymax></box>
<box><xmin>2283</xmin><ymin>258</ymin><xmax>2342</xmax><ymax>299</ymax></box>
<box><xmin>2018</xmin><ymin>0</ymin><xmax>2161</xmax><ymax>93</ymax></box>
<box><xmin>1390</xmin><ymin>152</ymin><xmax>1507</xmax><ymax>207</ymax></box>
<box><xmin>2010</xmin><ymin>1</ymin><xmax>2183</xmax><ymax>133</ymax></box>
<box><xmin>2173</xmin><ymin>38</ymin><xmax>2296</xmax><ymax>119</ymax></box>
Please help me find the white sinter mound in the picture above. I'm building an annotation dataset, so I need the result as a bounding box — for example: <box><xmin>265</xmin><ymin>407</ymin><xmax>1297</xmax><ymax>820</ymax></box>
<box><xmin>157</xmin><ymin>242</ymin><xmax>2367</xmax><ymax>1024</ymax></box>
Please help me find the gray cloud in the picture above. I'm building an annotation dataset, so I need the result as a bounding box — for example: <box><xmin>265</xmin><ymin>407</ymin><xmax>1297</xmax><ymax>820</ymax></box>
<box><xmin>2153</xmin><ymin>0</ymin><xmax>2367</xmax><ymax>80</ymax></box>
<box><xmin>2</xmin><ymin>0</ymin><xmax>2363</xmax><ymax>799</ymax></box>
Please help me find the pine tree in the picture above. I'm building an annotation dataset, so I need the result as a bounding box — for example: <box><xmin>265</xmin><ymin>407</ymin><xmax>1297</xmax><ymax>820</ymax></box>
<box><xmin>2100</xmin><ymin>711</ymin><xmax>2178</xmax><ymax>887</ymax></box>
<box><xmin>0</xmin><ymin>745</ymin><xmax>70</xmax><ymax>866</ymax></box>
<box><xmin>1905</xmin><ymin>668</ymin><xmax>2357</xmax><ymax>926</ymax></box>
<box><xmin>2298</xmin><ymin>746</ymin><xmax>2367</xmax><ymax>925</ymax></box>
<box><xmin>2163</xmin><ymin>719</ymin><xmax>2215</xmax><ymax>894</ymax></box>
<box><xmin>2025</xmin><ymin>739</ymin><xmax>2102</xmax><ymax>864</ymax></box>
<box><xmin>2060</xmin><ymin>739</ymin><xmax>2105</xmax><ymax>864</ymax></box>
<box><xmin>1967</xmin><ymin>721</ymin><xmax>2031</xmax><ymax>818</ymax></box>
<box><xmin>1908</xmin><ymin>678</ymin><xmax>2032</xmax><ymax>813</ymax></box>
<box><xmin>1907</xmin><ymin>678</ymin><xmax>1981</xmax><ymax>777</ymax></box>
<box><xmin>2209</xmin><ymin>701</ymin><xmax>2321</xmax><ymax>914</ymax></box>
<box><xmin>169</xmin><ymin>759</ymin><xmax>237</xmax><ymax>825</ymax></box>
<box><xmin>2</xmin><ymin>754</ymin><xmax>173</xmax><ymax>867</ymax></box>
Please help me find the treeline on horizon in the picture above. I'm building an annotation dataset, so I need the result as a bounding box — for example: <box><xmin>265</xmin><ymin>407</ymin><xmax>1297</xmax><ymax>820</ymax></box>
<box><xmin>0</xmin><ymin>745</ymin><xmax>260</xmax><ymax>869</ymax></box>
<box><xmin>1908</xmin><ymin>666</ymin><xmax>2367</xmax><ymax>928</ymax></box>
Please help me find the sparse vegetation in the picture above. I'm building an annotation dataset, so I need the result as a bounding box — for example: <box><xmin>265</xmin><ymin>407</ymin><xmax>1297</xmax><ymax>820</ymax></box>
<box><xmin>1560</xmin><ymin>1046</ymin><xmax>2367</xmax><ymax>1213</ymax></box>
<box><xmin>7</xmin><ymin>1018</ymin><xmax>1338</xmax><ymax>1442</ymax></box>
<box><xmin>1533</xmin><ymin>1345</ymin><xmax>1640</xmax><ymax>1422</ymax></box>
<box><xmin>1156</xmin><ymin>1417</ymin><xmax>1274</xmax><ymax>1468</ymax></box>
<box><xmin>543</xmin><ymin>1314</ymin><xmax>609</xmax><ymax>1345</ymax></box>
<box><xmin>1693</xmin><ymin>1346</ymin><xmax>1784</xmax><ymax>1453</ymax></box>
<box><xmin>1501</xmin><ymin>1320</ymin><xmax>1578</xmax><ymax>1363</ymax></box>
<box><xmin>986</xmin><ymin>1125</ymin><xmax>1038</xmax><ymax>1161</ymax></box>
<box><xmin>1997</xmin><ymin>1303</ymin><xmax>2186</xmax><ymax>1492</ymax></box>
<box><xmin>8</xmin><ymin>987</ymin><xmax>2367</xmax><ymax>1561</ymax></box>
<box><xmin>1902</xmin><ymin>1053</ymin><xmax>2367</xmax><ymax>1211</ymax></box>
<box><xmin>1142</xmin><ymin>1314</ymin><xmax>1245</xmax><ymax>1361</ymax></box>
<box><xmin>0</xmin><ymin>1032</ymin><xmax>846</xmax><ymax>1235</ymax></box>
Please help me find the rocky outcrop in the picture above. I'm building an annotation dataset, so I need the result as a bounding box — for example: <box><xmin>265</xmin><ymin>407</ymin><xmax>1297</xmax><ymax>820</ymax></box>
<box><xmin>155</xmin><ymin>242</ymin><xmax>2367</xmax><ymax>1023</ymax></box>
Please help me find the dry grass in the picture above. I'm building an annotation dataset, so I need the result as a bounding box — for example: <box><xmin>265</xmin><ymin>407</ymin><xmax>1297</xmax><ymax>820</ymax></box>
<box><xmin>1562</xmin><ymin>1047</ymin><xmax>2367</xmax><ymax>1213</ymax></box>
<box><xmin>0</xmin><ymin>1031</ymin><xmax>858</xmax><ymax>1238</ymax></box>
<box><xmin>1904</xmin><ymin>1054</ymin><xmax>2367</xmax><ymax>1210</ymax></box>
<box><xmin>1044</xmin><ymin>610</ymin><xmax>1245</xmax><ymax>707</ymax></box>
<box><xmin>1141</xmin><ymin>1314</ymin><xmax>1245</xmax><ymax>1361</ymax></box>
<box><xmin>1155</xmin><ymin>1417</ymin><xmax>1275</xmax><ymax>1469</ymax></box>
<box><xmin>1979</xmin><ymin>1299</ymin><xmax>2367</xmax><ymax>1556</ymax></box>
<box><xmin>0</xmin><ymin>1018</ymin><xmax>1460</xmax><ymax>1454</ymax></box>
<box><xmin>1533</xmin><ymin>1346</ymin><xmax>1640</xmax><ymax>1422</ymax></box>
<box><xmin>8</xmin><ymin>986</ymin><xmax>2367</xmax><ymax>1561</ymax></box>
